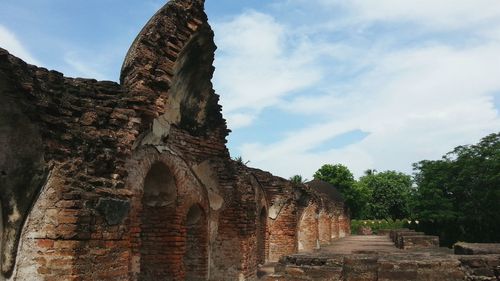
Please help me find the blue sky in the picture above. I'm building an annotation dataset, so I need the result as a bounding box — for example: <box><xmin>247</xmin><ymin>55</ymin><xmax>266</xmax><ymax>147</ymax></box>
<box><xmin>1</xmin><ymin>0</ymin><xmax>500</xmax><ymax>179</ymax></box>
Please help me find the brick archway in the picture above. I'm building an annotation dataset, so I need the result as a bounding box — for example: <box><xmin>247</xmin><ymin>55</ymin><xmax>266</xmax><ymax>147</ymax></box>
<box><xmin>266</xmin><ymin>202</ymin><xmax>298</xmax><ymax>262</ymax></box>
<box><xmin>339</xmin><ymin>214</ymin><xmax>347</xmax><ymax>238</ymax></box>
<box><xmin>184</xmin><ymin>204</ymin><xmax>208</xmax><ymax>281</ymax></box>
<box><xmin>138</xmin><ymin>161</ymin><xmax>178</xmax><ymax>280</ymax></box>
<box><xmin>126</xmin><ymin>148</ymin><xmax>210</xmax><ymax>281</ymax></box>
<box><xmin>331</xmin><ymin>214</ymin><xmax>340</xmax><ymax>240</ymax></box>
<box><xmin>318</xmin><ymin>210</ymin><xmax>332</xmax><ymax>245</ymax></box>
<box><xmin>297</xmin><ymin>204</ymin><xmax>319</xmax><ymax>252</ymax></box>
<box><xmin>257</xmin><ymin>207</ymin><xmax>268</xmax><ymax>265</ymax></box>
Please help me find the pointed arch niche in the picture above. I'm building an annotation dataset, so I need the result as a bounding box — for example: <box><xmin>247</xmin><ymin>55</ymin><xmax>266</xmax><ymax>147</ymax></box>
<box><xmin>137</xmin><ymin>161</ymin><xmax>208</xmax><ymax>280</ymax></box>
<box><xmin>297</xmin><ymin>205</ymin><xmax>319</xmax><ymax>252</ymax></box>
<box><xmin>256</xmin><ymin>207</ymin><xmax>268</xmax><ymax>265</ymax></box>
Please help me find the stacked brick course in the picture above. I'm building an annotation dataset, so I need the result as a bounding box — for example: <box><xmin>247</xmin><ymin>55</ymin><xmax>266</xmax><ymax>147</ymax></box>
<box><xmin>390</xmin><ymin>229</ymin><xmax>440</xmax><ymax>250</ymax></box>
<box><xmin>273</xmin><ymin>252</ymin><xmax>500</xmax><ymax>281</ymax></box>
<box><xmin>0</xmin><ymin>0</ymin><xmax>350</xmax><ymax>280</ymax></box>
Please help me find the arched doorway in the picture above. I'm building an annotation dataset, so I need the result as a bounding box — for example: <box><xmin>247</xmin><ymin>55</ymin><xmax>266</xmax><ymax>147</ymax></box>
<box><xmin>138</xmin><ymin>161</ymin><xmax>209</xmax><ymax>281</ymax></box>
<box><xmin>139</xmin><ymin>162</ymin><xmax>177</xmax><ymax>280</ymax></box>
<box><xmin>297</xmin><ymin>205</ymin><xmax>319</xmax><ymax>252</ymax></box>
<box><xmin>339</xmin><ymin>214</ymin><xmax>346</xmax><ymax>238</ymax></box>
<box><xmin>318</xmin><ymin>211</ymin><xmax>331</xmax><ymax>245</ymax></box>
<box><xmin>0</xmin><ymin>199</ymin><xmax>3</xmax><ymax>277</ymax></box>
<box><xmin>184</xmin><ymin>204</ymin><xmax>208</xmax><ymax>281</ymax></box>
<box><xmin>256</xmin><ymin>207</ymin><xmax>267</xmax><ymax>265</ymax></box>
<box><xmin>331</xmin><ymin>215</ymin><xmax>339</xmax><ymax>240</ymax></box>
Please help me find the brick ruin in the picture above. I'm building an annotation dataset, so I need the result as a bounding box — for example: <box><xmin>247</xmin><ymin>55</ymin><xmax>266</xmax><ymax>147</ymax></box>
<box><xmin>0</xmin><ymin>0</ymin><xmax>350</xmax><ymax>280</ymax></box>
<box><xmin>270</xmin><ymin>230</ymin><xmax>500</xmax><ymax>280</ymax></box>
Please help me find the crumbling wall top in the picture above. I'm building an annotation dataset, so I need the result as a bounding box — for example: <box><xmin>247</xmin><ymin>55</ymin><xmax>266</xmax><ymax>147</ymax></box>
<box><xmin>121</xmin><ymin>0</ymin><xmax>227</xmax><ymax>139</ymax></box>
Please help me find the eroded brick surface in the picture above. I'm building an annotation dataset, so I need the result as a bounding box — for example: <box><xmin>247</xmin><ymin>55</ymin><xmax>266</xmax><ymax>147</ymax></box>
<box><xmin>274</xmin><ymin>236</ymin><xmax>500</xmax><ymax>281</ymax></box>
<box><xmin>0</xmin><ymin>0</ymin><xmax>350</xmax><ymax>280</ymax></box>
<box><xmin>454</xmin><ymin>242</ymin><xmax>500</xmax><ymax>255</ymax></box>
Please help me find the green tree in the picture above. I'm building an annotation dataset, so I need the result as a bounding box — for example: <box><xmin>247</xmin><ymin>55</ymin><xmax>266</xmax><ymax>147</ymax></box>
<box><xmin>349</xmin><ymin>181</ymin><xmax>372</xmax><ymax>219</ymax></box>
<box><xmin>313</xmin><ymin>164</ymin><xmax>365</xmax><ymax>217</ymax></box>
<box><xmin>412</xmin><ymin>132</ymin><xmax>500</xmax><ymax>245</ymax></box>
<box><xmin>313</xmin><ymin>164</ymin><xmax>355</xmax><ymax>193</ymax></box>
<box><xmin>358</xmin><ymin>170</ymin><xmax>412</xmax><ymax>220</ymax></box>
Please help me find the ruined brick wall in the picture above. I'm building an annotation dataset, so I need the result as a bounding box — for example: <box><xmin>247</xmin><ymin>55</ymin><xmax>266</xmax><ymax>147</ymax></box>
<box><xmin>0</xmin><ymin>51</ymin><xmax>139</xmax><ymax>280</ymax></box>
<box><xmin>331</xmin><ymin>214</ymin><xmax>340</xmax><ymax>240</ymax></box>
<box><xmin>0</xmin><ymin>0</ymin><xmax>351</xmax><ymax>280</ymax></box>
<box><xmin>249</xmin><ymin>169</ymin><xmax>351</xmax><ymax>261</ymax></box>
<box><xmin>298</xmin><ymin>203</ymin><xmax>319</xmax><ymax>252</ymax></box>
<box><xmin>318</xmin><ymin>210</ymin><xmax>332</xmax><ymax>245</ymax></box>
<box><xmin>305</xmin><ymin>180</ymin><xmax>350</xmax><ymax>245</ymax></box>
<box><xmin>249</xmin><ymin>168</ymin><xmax>300</xmax><ymax>262</ymax></box>
<box><xmin>339</xmin><ymin>212</ymin><xmax>350</xmax><ymax>238</ymax></box>
<box><xmin>124</xmin><ymin>147</ymin><xmax>212</xmax><ymax>280</ymax></box>
<box><xmin>274</xmin><ymin>253</ymin><xmax>500</xmax><ymax>281</ymax></box>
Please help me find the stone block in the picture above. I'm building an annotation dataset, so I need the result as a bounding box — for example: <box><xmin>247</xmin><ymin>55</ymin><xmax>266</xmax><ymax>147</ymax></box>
<box><xmin>394</xmin><ymin>231</ymin><xmax>424</xmax><ymax>247</ymax></box>
<box><xmin>399</xmin><ymin>235</ymin><xmax>439</xmax><ymax>250</ymax></box>
<box><xmin>389</xmin><ymin>229</ymin><xmax>410</xmax><ymax>241</ymax></box>
<box><xmin>454</xmin><ymin>242</ymin><xmax>500</xmax><ymax>255</ymax></box>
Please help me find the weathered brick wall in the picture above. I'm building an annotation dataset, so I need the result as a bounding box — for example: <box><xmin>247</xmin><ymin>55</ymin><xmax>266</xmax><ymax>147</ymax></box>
<box><xmin>0</xmin><ymin>50</ymin><xmax>141</xmax><ymax>280</ymax></box>
<box><xmin>249</xmin><ymin>168</ymin><xmax>300</xmax><ymax>262</ymax></box>
<box><xmin>229</xmin><ymin>165</ymin><xmax>269</xmax><ymax>280</ymax></box>
<box><xmin>274</xmin><ymin>253</ymin><xmax>500</xmax><ymax>281</ymax></box>
<box><xmin>257</xmin><ymin>206</ymin><xmax>268</xmax><ymax>265</ymax></box>
<box><xmin>298</xmin><ymin>204</ymin><xmax>319</xmax><ymax>252</ymax></box>
<box><xmin>399</xmin><ymin>235</ymin><xmax>439</xmax><ymax>250</ymax></box>
<box><xmin>339</xmin><ymin>213</ymin><xmax>350</xmax><ymax>238</ymax></box>
<box><xmin>454</xmin><ymin>242</ymin><xmax>500</xmax><ymax>255</ymax></box>
<box><xmin>267</xmin><ymin>201</ymin><xmax>300</xmax><ymax>262</ymax></box>
<box><xmin>331</xmin><ymin>214</ymin><xmax>340</xmax><ymax>240</ymax></box>
<box><xmin>248</xmin><ymin>168</ymin><xmax>351</xmax><ymax>261</ymax></box>
<box><xmin>0</xmin><ymin>0</ymin><xmax>351</xmax><ymax>280</ymax></box>
<box><xmin>318</xmin><ymin>210</ymin><xmax>332</xmax><ymax>245</ymax></box>
<box><xmin>124</xmin><ymin>147</ymin><xmax>211</xmax><ymax>280</ymax></box>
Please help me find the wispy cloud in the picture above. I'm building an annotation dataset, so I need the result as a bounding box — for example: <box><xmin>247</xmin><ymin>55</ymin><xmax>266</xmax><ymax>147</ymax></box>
<box><xmin>212</xmin><ymin>11</ymin><xmax>323</xmax><ymax>129</ymax></box>
<box><xmin>214</xmin><ymin>1</ymin><xmax>500</xmax><ymax>178</ymax></box>
<box><xmin>245</xmin><ymin>43</ymin><xmax>500</xmax><ymax>178</ymax></box>
<box><xmin>0</xmin><ymin>25</ymin><xmax>40</xmax><ymax>65</ymax></box>
<box><xmin>63</xmin><ymin>52</ymin><xmax>108</xmax><ymax>80</ymax></box>
<box><xmin>315</xmin><ymin>0</ymin><xmax>500</xmax><ymax>30</ymax></box>
<box><xmin>60</xmin><ymin>43</ymin><xmax>129</xmax><ymax>81</ymax></box>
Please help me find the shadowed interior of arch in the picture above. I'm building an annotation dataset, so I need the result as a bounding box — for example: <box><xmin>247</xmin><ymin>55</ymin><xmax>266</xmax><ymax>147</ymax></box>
<box><xmin>184</xmin><ymin>204</ymin><xmax>208</xmax><ymax>281</ymax></box>
<box><xmin>139</xmin><ymin>161</ymin><xmax>209</xmax><ymax>280</ymax></box>
<box><xmin>139</xmin><ymin>162</ymin><xmax>178</xmax><ymax>280</ymax></box>
<box><xmin>0</xmin><ymin>200</ymin><xmax>2</xmax><ymax>275</ymax></box>
<box><xmin>256</xmin><ymin>207</ymin><xmax>267</xmax><ymax>265</ymax></box>
<box><xmin>298</xmin><ymin>206</ymin><xmax>319</xmax><ymax>252</ymax></box>
<box><xmin>142</xmin><ymin>162</ymin><xmax>176</xmax><ymax>207</ymax></box>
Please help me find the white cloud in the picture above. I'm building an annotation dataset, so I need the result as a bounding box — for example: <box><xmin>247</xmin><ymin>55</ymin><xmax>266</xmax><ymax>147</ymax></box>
<box><xmin>212</xmin><ymin>11</ymin><xmax>323</xmax><ymax>129</ymax></box>
<box><xmin>63</xmin><ymin>52</ymin><xmax>108</xmax><ymax>80</ymax></box>
<box><xmin>316</xmin><ymin>0</ymin><xmax>500</xmax><ymax>30</ymax></box>
<box><xmin>0</xmin><ymin>25</ymin><xmax>113</xmax><ymax>81</ymax></box>
<box><xmin>225</xmin><ymin>112</ymin><xmax>256</xmax><ymax>129</ymax></box>
<box><xmin>0</xmin><ymin>25</ymin><xmax>40</xmax><ymax>65</ymax></box>
<box><xmin>241</xmin><ymin>41</ymin><xmax>500</xmax><ymax>178</ymax></box>
<box><xmin>221</xmin><ymin>2</ymin><xmax>500</xmax><ymax>179</ymax></box>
